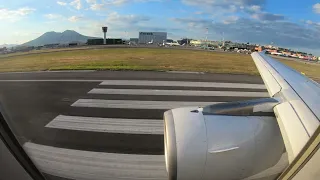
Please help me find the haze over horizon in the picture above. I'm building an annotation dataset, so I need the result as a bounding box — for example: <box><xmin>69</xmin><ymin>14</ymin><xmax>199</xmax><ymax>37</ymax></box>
<box><xmin>1</xmin><ymin>0</ymin><xmax>320</xmax><ymax>55</ymax></box>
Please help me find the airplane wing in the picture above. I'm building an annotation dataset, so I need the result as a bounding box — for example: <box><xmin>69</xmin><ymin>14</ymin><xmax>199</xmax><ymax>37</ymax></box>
<box><xmin>251</xmin><ymin>52</ymin><xmax>320</xmax><ymax>162</ymax></box>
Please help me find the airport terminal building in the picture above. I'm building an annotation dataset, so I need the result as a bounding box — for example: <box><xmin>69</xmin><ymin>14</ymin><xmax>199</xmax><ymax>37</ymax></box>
<box><xmin>138</xmin><ymin>32</ymin><xmax>167</xmax><ymax>44</ymax></box>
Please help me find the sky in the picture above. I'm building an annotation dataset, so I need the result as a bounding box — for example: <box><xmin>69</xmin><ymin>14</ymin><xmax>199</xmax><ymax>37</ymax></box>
<box><xmin>1</xmin><ymin>0</ymin><xmax>320</xmax><ymax>55</ymax></box>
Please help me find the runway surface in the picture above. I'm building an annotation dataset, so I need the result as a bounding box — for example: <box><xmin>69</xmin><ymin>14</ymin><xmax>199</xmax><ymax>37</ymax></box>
<box><xmin>0</xmin><ymin>70</ymin><xmax>267</xmax><ymax>180</ymax></box>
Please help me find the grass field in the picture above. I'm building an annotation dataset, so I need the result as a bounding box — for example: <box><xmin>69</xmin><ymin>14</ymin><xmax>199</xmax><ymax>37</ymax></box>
<box><xmin>273</xmin><ymin>57</ymin><xmax>320</xmax><ymax>81</ymax></box>
<box><xmin>0</xmin><ymin>48</ymin><xmax>319</xmax><ymax>81</ymax></box>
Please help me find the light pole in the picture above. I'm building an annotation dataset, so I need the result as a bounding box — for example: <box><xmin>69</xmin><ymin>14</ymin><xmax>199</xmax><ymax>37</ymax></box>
<box><xmin>205</xmin><ymin>27</ymin><xmax>208</xmax><ymax>49</ymax></box>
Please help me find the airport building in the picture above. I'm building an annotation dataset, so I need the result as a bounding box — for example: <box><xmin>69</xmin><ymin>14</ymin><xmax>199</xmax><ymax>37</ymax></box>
<box><xmin>129</xmin><ymin>38</ymin><xmax>139</xmax><ymax>44</ymax></box>
<box><xmin>190</xmin><ymin>40</ymin><xmax>221</xmax><ymax>47</ymax></box>
<box><xmin>138</xmin><ymin>32</ymin><xmax>167</xmax><ymax>44</ymax></box>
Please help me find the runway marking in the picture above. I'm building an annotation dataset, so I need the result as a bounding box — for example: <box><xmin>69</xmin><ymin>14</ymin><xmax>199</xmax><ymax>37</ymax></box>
<box><xmin>23</xmin><ymin>142</ymin><xmax>166</xmax><ymax>180</ymax></box>
<box><xmin>166</xmin><ymin>71</ymin><xmax>205</xmax><ymax>74</ymax></box>
<box><xmin>89</xmin><ymin>88</ymin><xmax>269</xmax><ymax>97</ymax></box>
<box><xmin>46</xmin><ymin>115</ymin><xmax>163</xmax><ymax>134</ymax></box>
<box><xmin>72</xmin><ymin>99</ymin><xmax>219</xmax><ymax>109</ymax></box>
<box><xmin>100</xmin><ymin>80</ymin><xmax>266</xmax><ymax>89</ymax></box>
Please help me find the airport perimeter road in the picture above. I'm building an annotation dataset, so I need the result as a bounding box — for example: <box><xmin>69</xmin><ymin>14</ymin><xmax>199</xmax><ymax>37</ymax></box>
<box><xmin>0</xmin><ymin>70</ymin><xmax>268</xmax><ymax>180</ymax></box>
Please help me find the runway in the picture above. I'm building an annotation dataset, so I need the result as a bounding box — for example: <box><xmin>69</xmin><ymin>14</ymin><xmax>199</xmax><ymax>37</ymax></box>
<box><xmin>0</xmin><ymin>70</ymin><xmax>267</xmax><ymax>180</ymax></box>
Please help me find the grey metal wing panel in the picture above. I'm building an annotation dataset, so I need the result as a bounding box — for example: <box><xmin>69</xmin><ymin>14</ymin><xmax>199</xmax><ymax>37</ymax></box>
<box><xmin>259</xmin><ymin>53</ymin><xmax>320</xmax><ymax>120</ymax></box>
<box><xmin>251</xmin><ymin>52</ymin><xmax>320</xmax><ymax>162</ymax></box>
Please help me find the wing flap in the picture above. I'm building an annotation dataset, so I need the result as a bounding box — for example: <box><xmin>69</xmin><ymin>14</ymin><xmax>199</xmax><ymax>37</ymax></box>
<box><xmin>289</xmin><ymin>100</ymin><xmax>319</xmax><ymax>135</ymax></box>
<box><xmin>274</xmin><ymin>102</ymin><xmax>310</xmax><ymax>162</ymax></box>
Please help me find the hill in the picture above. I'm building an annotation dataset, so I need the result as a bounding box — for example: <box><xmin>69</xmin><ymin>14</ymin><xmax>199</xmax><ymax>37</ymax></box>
<box><xmin>22</xmin><ymin>30</ymin><xmax>99</xmax><ymax>46</ymax></box>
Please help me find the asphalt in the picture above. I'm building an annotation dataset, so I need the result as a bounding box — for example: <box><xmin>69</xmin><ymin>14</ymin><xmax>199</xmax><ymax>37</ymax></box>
<box><xmin>0</xmin><ymin>70</ymin><xmax>267</xmax><ymax>180</ymax></box>
<box><xmin>0</xmin><ymin>70</ymin><xmax>264</xmax><ymax>83</ymax></box>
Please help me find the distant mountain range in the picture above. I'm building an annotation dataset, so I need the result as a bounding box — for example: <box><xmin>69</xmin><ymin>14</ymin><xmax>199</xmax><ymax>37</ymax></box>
<box><xmin>22</xmin><ymin>30</ymin><xmax>99</xmax><ymax>46</ymax></box>
<box><xmin>0</xmin><ymin>44</ymin><xmax>17</xmax><ymax>48</ymax></box>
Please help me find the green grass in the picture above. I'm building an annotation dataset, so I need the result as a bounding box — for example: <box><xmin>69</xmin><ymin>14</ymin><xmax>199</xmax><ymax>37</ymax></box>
<box><xmin>0</xmin><ymin>48</ymin><xmax>319</xmax><ymax>81</ymax></box>
<box><xmin>0</xmin><ymin>48</ymin><xmax>258</xmax><ymax>74</ymax></box>
<box><xmin>273</xmin><ymin>57</ymin><xmax>320</xmax><ymax>81</ymax></box>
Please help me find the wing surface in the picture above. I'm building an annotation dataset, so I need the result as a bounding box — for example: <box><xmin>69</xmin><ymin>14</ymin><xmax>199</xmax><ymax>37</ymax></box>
<box><xmin>251</xmin><ymin>52</ymin><xmax>320</xmax><ymax>162</ymax></box>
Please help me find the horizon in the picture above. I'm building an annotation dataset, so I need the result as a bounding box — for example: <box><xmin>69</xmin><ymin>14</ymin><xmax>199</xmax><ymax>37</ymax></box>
<box><xmin>4</xmin><ymin>29</ymin><xmax>319</xmax><ymax>56</ymax></box>
<box><xmin>1</xmin><ymin>0</ymin><xmax>320</xmax><ymax>55</ymax></box>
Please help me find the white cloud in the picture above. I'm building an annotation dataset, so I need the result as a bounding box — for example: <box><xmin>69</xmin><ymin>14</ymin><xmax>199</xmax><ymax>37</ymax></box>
<box><xmin>57</xmin><ymin>1</ymin><xmax>67</xmax><ymax>6</ymax></box>
<box><xmin>182</xmin><ymin>0</ymin><xmax>265</xmax><ymax>8</ymax></box>
<box><xmin>13</xmin><ymin>31</ymin><xmax>40</xmax><ymax>37</ymax></box>
<box><xmin>181</xmin><ymin>0</ymin><xmax>266</xmax><ymax>18</ymax></box>
<box><xmin>106</xmin><ymin>12</ymin><xmax>150</xmax><ymax>26</ymax></box>
<box><xmin>194</xmin><ymin>11</ymin><xmax>204</xmax><ymax>15</ymax></box>
<box><xmin>248</xmin><ymin>5</ymin><xmax>261</xmax><ymax>12</ymax></box>
<box><xmin>229</xmin><ymin>5</ymin><xmax>237</xmax><ymax>12</ymax></box>
<box><xmin>306</xmin><ymin>20</ymin><xmax>313</xmax><ymax>25</ymax></box>
<box><xmin>171</xmin><ymin>18</ymin><xmax>211</xmax><ymax>29</ymax></box>
<box><xmin>90</xmin><ymin>3</ymin><xmax>105</xmax><ymax>10</ymax></box>
<box><xmin>44</xmin><ymin>14</ymin><xmax>63</xmax><ymax>19</ymax></box>
<box><xmin>313</xmin><ymin>3</ymin><xmax>320</xmax><ymax>14</ymax></box>
<box><xmin>105</xmin><ymin>0</ymin><xmax>130</xmax><ymax>6</ymax></box>
<box><xmin>304</xmin><ymin>20</ymin><xmax>320</xmax><ymax>32</ymax></box>
<box><xmin>223</xmin><ymin>16</ymin><xmax>239</xmax><ymax>24</ymax></box>
<box><xmin>0</xmin><ymin>7</ymin><xmax>35</xmax><ymax>22</ymax></box>
<box><xmin>86</xmin><ymin>0</ymin><xmax>96</xmax><ymax>3</ymax></box>
<box><xmin>68</xmin><ymin>15</ymin><xmax>83</xmax><ymax>22</ymax></box>
<box><xmin>70</xmin><ymin>0</ymin><xmax>82</xmax><ymax>10</ymax></box>
<box><xmin>102</xmin><ymin>0</ymin><xmax>161</xmax><ymax>6</ymax></box>
<box><xmin>251</xmin><ymin>13</ymin><xmax>284</xmax><ymax>21</ymax></box>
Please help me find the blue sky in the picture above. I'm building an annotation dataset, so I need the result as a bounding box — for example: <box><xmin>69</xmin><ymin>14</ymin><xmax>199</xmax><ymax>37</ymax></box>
<box><xmin>1</xmin><ymin>0</ymin><xmax>320</xmax><ymax>55</ymax></box>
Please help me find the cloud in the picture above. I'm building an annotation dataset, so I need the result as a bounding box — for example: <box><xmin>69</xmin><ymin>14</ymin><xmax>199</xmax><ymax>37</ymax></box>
<box><xmin>86</xmin><ymin>0</ymin><xmax>96</xmax><ymax>3</ymax></box>
<box><xmin>304</xmin><ymin>20</ymin><xmax>320</xmax><ymax>31</ymax></box>
<box><xmin>106</xmin><ymin>0</ymin><xmax>129</xmax><ymax>5</ymax></box>
<box><xmin>251</xmin><ymin>13</ymin><xmax>285</xmax><ymax>21</ymax></box>
<box><xmin>313</xmin><ymin>3</ymin><xmax>320</xmax><ymax>14</ymax></box>
<box><xmin>44</xmin><ymin>14</ymin><xmax>63</xmax><ymax>19</ymax></box>
<box><xmin>0</xmin><ymin>7</ymin><xmax>35</xmax><ymax>22</ymax></box>
<box><xmin>70</xmin><ymin>0</ymin><xmax>82</xmax><ymax>10</ymax></box>
<box><xmin>194</xmin><ymin>11</ymin><xmax>204</xmax><ymax>15</ymax></box>
<box><xmin>86</xmin><ymin>0</ymin><xmax>132</xmax><ymax>10</ymax></box>
<box><xmin>171</xmin><ymin>18</ymin><xmax>211</xmax><ymax>28</ymax></box>
<box><xmin>247</xmin><ymin>5</ymin><xmax>261</xmax><ymax>12</ymax></box>
<box><xmin>13</xmin><ymin>31</ymin><xmax>41</xmax><ymax>37</ymax></box>
<box><xmin>181</xmin><ymin>0</ymin><xmax>265</xmax><ymax>9</ymax></box>
<box><xmin>90</xmin><ymin>3</ymin><xmax>105</xmax><ymax>10</ymax></box>
<box><xmin>100</xmin><ymin>0</ymin><xmax>162</xmax><ymax>6</ymax></box>
<box><xmin>229</xmin><ymin>5</ymin><xmax>237</xmax><ymax>12</ymax></box>
<box><xmin>106</xmin><ymin>12</ymin><xmax>150</xmax><ymax>25</ymax></box>
<box><xmin>306</xmin><ymin>20</ymin><xmax>313</xmax><ymax>25</ymax></box>
<box><xmin>57</xmin><ymin>1</ymin><xmax>67</xmax><ymax>6</ymax></box>
<box><xmin>223</xmin><ymin>16</ymin><xmax>239</xmax><ymax>24</ymax></box>
<box><xmin>181</xmin><ymin>0</ymin><xmax>267</xmax><ymax>19</ymax></box>
<box><xmin>68</xmin><ymin>15</ymin><xmax>83</xmax><ymax>22</ymax></box>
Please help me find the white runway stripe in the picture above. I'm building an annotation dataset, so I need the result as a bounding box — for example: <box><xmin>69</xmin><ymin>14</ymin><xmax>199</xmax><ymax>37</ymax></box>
<box><xmin>46</xmin><ymin>115</ymin><xmax>163</xmax><ymax>134</ymax></box>
<box><xmin>100</xmin><ymin>80</ymin><xmax>266</xmax><ymax>89</ymax></box>
<box><xmin>89</xmin><ymin>88</ymin><xmax>269</xmax><ymax>97</ymax></box>
<box><xmin>23</xmin><ymin>142</ymin><xmax>166</xmax><ymax>180</ymax></box>
<box><xmin>72</xmin><ymin>99</ymin><xmax>219</xmax><ymax>109</ymax></box>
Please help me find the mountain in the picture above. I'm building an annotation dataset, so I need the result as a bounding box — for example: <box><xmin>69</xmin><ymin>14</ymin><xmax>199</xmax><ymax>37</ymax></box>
<box><xmin>22</xmin><ymin>30</ymin><xmax>99</xmax><ymax>46</ymax></box>
<box><xmin>0</xmin><ymin>44</ymin><xmax>18</xmax><ymax>48</ymax></box>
